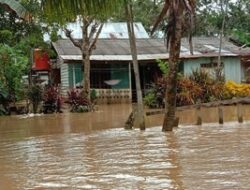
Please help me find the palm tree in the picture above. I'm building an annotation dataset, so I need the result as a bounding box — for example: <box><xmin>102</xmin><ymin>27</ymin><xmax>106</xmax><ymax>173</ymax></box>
<box><xmin>151</xmin><ymin>0</ymin><xmax>196</xmax><ymax>131</ymax></box>
<box><xmin>41</xmin><ymin>0</ymin><xmax>123</xmax><ymax>102</ymax></box>
<box><xmin>0</xmin><ymin>0</ymin><xmax>29</xmax><ymax>19</ymax></box>
<box><xmin>125</xmin><ymin>0</ymin><xmax>145</xmax><ymax>130</ymax></box>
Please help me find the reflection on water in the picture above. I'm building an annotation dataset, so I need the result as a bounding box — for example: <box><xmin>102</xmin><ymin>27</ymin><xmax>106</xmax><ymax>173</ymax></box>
<box><xmin>0</xmin><ymin>104</ymin><xmax>250</xmax><ymax>189</ymax></box>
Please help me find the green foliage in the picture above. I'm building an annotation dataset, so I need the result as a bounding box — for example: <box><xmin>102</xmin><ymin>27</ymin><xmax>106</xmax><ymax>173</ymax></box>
<box><xmin>232</xmin><ymin>30</ymin><xmax>250</xmax><ymax>46</ymax></box>
<box><xmin>195</xmin><ymin>0</ymin><xmax>250</xmax><ymax>37</ymax></box>
<box><xmin>41</xmin><ymin>0</ymin><xmax>124</xmax><ymax>25</ymax></box>
<box><xmin>50</xmin><ymin>28</ymin><xmax>59</xmax><ymax>42</ymax></box>
<box><xmin>0</xmin><ymin>87</ymin><xmax>9</xmax><ymax>115</ymax></box>
<box><xmin>146</xmin><ymin>69</ymin><xmax>228</xmax><ymax>108</ymax></box>
<box><xmin>90</xmin><ymin>89</ymin><xmax>97</xmax><ymax>103</ymax></box>
<box><xmin>112</xmin><ymin>0</ymin><xmax>163</xmax><ymax>33</ymax></box>
<box><xmin>0</xmin><ymin>105</ymin><xmax>7</xmax><ymax>116</ymax></box>
<box><xmin>0</xmin><ymin>44</ymin><xmax>28</xmax><ymax>101</ymax></box>
<box><xmin>27</xmin><ymin>85</ymin><xmax>43</xmax><ymax>113</ymax></box>
<box><xmin>157</xmin><ymin>59</ymin><xmax>169</xmax><ymax>76</ymax></box>
<box><xmin>143</xmin><ymin>89</ymin><xmax>157</xmax><ymax>108</ymax></box>
<box><xmin>0</xmin><ymin>30</ymin><xmax>13</xmax><ymax>44</ymax></box>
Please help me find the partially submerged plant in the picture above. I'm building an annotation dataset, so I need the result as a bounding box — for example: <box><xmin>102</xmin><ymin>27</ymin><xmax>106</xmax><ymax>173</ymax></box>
<box><xmin>67</xmin><ymin>88</ymin><xmax>91</xmax><ymax>112</ymax></box>
<box><xmin>42</xmin><ymin>85</ymin><xmax>61</xmax><ymax>113</ymax></box>
<box><xmin>27</xmin><ymin>85</ymin><xmax>42</xmax><ymax>113</ymax></box>
<box><xmin>0</xmin><ymin>87</ymin><xmax>10</xmax><ymax>115</ymax></box>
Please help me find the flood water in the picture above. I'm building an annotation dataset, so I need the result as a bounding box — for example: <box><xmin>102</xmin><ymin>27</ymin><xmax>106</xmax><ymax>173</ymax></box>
<box><xmin>0</xmin><ymin>104</ymin><xmax>250</xmax><ymax>189</ymax></box>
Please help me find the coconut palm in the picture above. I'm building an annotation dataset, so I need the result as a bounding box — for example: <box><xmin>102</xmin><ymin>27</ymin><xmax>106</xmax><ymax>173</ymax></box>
<box><xmin>0</xmin><ymin>0</ymin><xmax>29</xmax><ymax>19</ymax></box>
<box><xmin>41</xmin><ymin>0</ymin><xmax>123</xmax><ymax>102</ymax></box>
<box><xmin>151</xmin><ymin>0</ymin><xmax>196</xmax><ymax>131</ymax></box>
<box><xmin>125</xmin><ymin>0</ymin><xmax>145</xmax><ymax>130</ymax></box>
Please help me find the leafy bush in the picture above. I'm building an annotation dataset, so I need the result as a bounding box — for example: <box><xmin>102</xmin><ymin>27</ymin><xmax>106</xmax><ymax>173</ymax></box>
<box><xmin>188</xmin><ymin>69</ymin><xmax>225</xmax><ymax>103</ymax></box>
<box><xmin>0</xmin><ymin>87</ymin><xmax>10</xmax><ymax>115</ymax></box>
<box><xmin>224</xmin><ymin>80</ymin><xmax>250</xmax><ymax>98</ymax></box>
<box><xmin>90</xmin><ymin>89</ymin><xmax>97</xmax><ymax>104</ymax></box>
<box><xmin>27</xmin><ymin>85</ymin><xmax>43</xmax><ymax>113</ymax></box>
<box><xmin>144</xmin><ymin>89</ymin><xmax>157</xmax><ymax>108</ymax></box>
<box><xmin>176</xmin><ymin>78</ymin><xmax>203</xmax><ymax>106</ymax></box>
<box><xmin>157</xmin><ymin>59</ymin><xmax>169</xmax><ymax>76</ymax></box>
<box><xmin>67</xmin><ymin>88</ymin><xmax>91</xmax><ymax>112</ymax></box>
<box><xmin>42</xmin><ymin>85</ymin><xmax>61</xmax><ymax>113</ymax></box>
<box><xmin>0</xmin><ymin>44</ymin><xmax>28</xmax><ymax>102</ymax></box>
<box><xmin>146</xmin><ymin>69</ymin><xmax>230</xmax><ymax>108</ymax></box>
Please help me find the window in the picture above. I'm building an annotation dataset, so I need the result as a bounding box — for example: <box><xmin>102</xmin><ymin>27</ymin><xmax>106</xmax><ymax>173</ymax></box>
<box><xmin>200</xmin><ymin>62</ymin><xmax>224</xmax><ymax>78</ymax></box>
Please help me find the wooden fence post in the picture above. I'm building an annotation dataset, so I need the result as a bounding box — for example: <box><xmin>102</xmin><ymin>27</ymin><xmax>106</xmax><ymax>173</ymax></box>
<box><xmin>218</xmin><ymin>106</ymin><xmax>224</xmax><ymax>124</ymax></box>
<box><xmin>196</xmin><ymin>105</ymin><xmax>202</xmax><ymax>125</ymax></box>
<box><xmin>237</xmin><ymin>103</ymin><xmax>243</xmax><ymax>123</ymax></box>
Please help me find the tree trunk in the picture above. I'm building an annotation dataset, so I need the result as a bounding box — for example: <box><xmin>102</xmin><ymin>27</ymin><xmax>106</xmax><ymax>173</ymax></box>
<box><xmin>162</xmin><ymin>13</ymin><xmax>182</xmax><ymax>132</ymax></box>
<box><xmin>82</xmin><ymin>18</ymin><xmax>91</xmax><ymax>101</ymax></box>
<box><xmin>126</xmin><ymin>1</ymin><xmax>145</xmax><ymax>130</ymax></box>
<box><xmin>216</xmin><ymin>0</ymin><xmax>228</xmax><ymax>81</ymax></box>
<box><xmin>83</xmin><ymin>54</ymin><xmax>91</xmax><ymax>101</ymax></box>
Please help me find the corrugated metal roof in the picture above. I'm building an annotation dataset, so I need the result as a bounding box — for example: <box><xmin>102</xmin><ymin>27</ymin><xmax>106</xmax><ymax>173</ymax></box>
<box><xmin>56</xmin><ymin>22</ymin><xmax>149</xmax><ymax>39</ymax></box>
<box><xmin>52</xmin><ymin>37</ymin><xmax>250</xmax><ymax>61</ymax></box>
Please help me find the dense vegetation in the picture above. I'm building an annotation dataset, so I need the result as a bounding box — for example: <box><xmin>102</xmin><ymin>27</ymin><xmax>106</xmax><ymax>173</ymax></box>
<box><xmin>0</xmin><ymin>0</ymin><xmax>51</xmax><ymax>114</ymax></box>
<box><xmin>112</xmin><ymin>0</ymin><xmax>250</xmax><ymax>44</ymax></box>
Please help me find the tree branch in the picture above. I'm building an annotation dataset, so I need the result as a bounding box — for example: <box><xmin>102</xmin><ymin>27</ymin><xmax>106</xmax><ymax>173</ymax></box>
<box><xmin>151</xmin><ymin>0</ymin><xmax>170</xmax><ymax>36</ymax></box>
<box><xmin>88</xmin><ymin>23</ymin><xmax>103</xmax><ymax>53</ymax></box>
<box><xmin>88</xmin><ymin>22</ymin><xmax>99</xmax><ymax>41</ymax></box>
<box><xmin>64</xmin><ymin>28</ymin><xmax>82</xmax><ymax>50</ymax></box>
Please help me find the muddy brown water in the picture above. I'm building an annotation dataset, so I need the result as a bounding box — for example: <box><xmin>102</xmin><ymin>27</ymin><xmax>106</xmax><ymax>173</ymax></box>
<box><xmin>0</xmin><ymin>104</ymin><xmax>250</xmax><ymax>189</ymax></box>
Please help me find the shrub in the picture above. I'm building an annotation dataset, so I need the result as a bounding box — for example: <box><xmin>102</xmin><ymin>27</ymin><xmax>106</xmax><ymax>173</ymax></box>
<box><xmin>27</xmin><ymin>85</ymin><xmax>43</xmax><ymax>113</ymax></box>
<box><xmin>90</xmin><ymin>89</ymin><xmax>97</xmax><ymax>104</ymax></box>
<box><xmin>0</xmin><ymin>87</ymin><xmax>9</xmax><ymax>115</ymax></box>
<box><xmin>67</xmin><ymin>88</ymin><xmax>90</xmax><ymax>112</ymax></box>
<box><xmin>176</xmin><ymin>78</ymin><xmax>203</xmax><ymax>106</ymax></box>
<box><xmin>144</xmin><ymin>89</ymin><xmax>158</xmax><ymax>108</ymax></box>
<box><xmin>224</xmin><ymin>80</ymin><xmax>250</xmax><ymax>98</ymax></box>
<box><xmin>42</xmin><ymin>85</ymin><xmax>61</xmax><ymax>113</ymax></box>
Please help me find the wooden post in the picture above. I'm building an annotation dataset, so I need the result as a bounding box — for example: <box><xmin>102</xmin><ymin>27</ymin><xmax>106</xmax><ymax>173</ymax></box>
<box><xmin>196</xmin><ymin>105</ymin><xmax>202</xmax><ymax>125</ymax></box>
<box><xmin>237</xmin><ymin>103</ymin><xmax>243</xmax><ymax>123</ymax></box>
<box><xmin>218</xmin><ymin>106</ymin><xmax>224</xmax><ymax>124</ymax></box>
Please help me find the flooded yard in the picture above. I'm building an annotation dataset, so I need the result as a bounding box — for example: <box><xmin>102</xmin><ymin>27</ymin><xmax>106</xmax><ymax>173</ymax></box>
<box><xmin>0</xmin><ymin>104</ymin><xmax>250</xmax><ymax>189</ymax></box>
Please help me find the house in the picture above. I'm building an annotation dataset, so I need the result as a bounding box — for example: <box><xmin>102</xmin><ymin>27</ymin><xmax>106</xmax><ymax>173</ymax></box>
<box><xmin>52</xmin><ymin>38</ymin><xmax>167</xmax><ymax>103</ymax></box>
<box><xmin>181</xmin><ymin>37</ymin><xmax>250</xmax><ymax>83</ymax></box>
<box><xmin>51</xmin><ymin>23</ymin><xmax>250</xmax><ymax>103</ymax></box>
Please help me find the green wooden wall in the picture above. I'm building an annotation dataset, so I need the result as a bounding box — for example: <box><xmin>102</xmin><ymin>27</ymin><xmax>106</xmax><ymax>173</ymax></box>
<box><xmin>68</xmin><ymin>63</ymin><xmax>129</xmax><ymax>89</ymax></box>
<box><xmin>68</xmin><ymin>64</ymin><xmax>83</xmax><ymax>87</ymax></box>
<box><xmin>183</xmin><ymin>57</ymin><xmax>241</xmax><ymax>83</ymax></box>
<box><xmin>110</xmin><ymin>64</ymin><xmax>129</xmax><ymax>89</ymax></box>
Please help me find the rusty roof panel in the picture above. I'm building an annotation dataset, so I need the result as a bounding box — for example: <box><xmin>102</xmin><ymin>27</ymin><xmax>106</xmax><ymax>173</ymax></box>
<box><xmin>52</xmin><ymin>37</ymin><xmax>250</xmax><ymax>61</ymax></box>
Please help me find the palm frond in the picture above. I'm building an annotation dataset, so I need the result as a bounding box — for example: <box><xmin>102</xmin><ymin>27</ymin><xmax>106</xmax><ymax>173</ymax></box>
<box><xmin>151</xmin><ymin>0</ymin><xmax>196</xmax><ymax>53</ymax></box>
<box><xmin>150</xmin><ymin>0</ymin><xmax>170</xmax><ymax>36</ymax></box>
<box><xmin>41</xmin><ymin>0</ymin><xmax>124</xmax><ymax>24</ymax></box>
